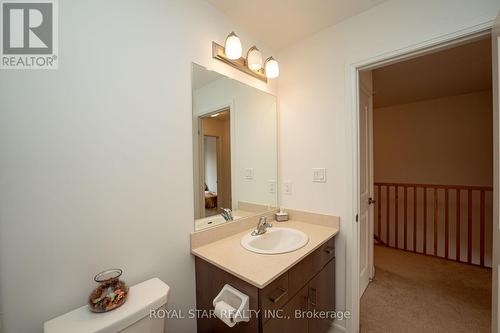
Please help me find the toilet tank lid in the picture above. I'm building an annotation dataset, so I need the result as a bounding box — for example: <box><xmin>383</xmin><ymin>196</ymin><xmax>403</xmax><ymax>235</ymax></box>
<box><xmin>43</xmin><ymin>278</ymin><xmax>170</xmax><ymax>333</ymax></box>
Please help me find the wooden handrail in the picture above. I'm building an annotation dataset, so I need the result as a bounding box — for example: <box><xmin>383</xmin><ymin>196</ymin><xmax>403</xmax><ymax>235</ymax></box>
<box><xmin>374</xmin><ymin>182</ymin><xmax>492</xmax><ymax>268</ymax></box>
<box><xmin>374</xmin><ymin>182</ymin><xmax>492</xmax><ymax>191</ymax></box>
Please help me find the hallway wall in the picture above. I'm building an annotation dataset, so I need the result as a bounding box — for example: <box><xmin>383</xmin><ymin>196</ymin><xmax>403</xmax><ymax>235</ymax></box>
<box><xmin>374</xmin><ymin>90</ymin><xmax>493</xmax><ymax>186</ymax></box>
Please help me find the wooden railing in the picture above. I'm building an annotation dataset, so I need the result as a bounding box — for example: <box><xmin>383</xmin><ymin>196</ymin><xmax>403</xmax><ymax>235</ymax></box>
<box><xmin>374</xmin><ymin>182</ymin><xmax>493</xmax><ymax>268</ymax></box>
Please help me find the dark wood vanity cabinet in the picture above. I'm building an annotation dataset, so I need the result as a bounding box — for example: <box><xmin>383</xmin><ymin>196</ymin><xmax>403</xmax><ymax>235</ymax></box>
<box><xmin>195</xmin><ymin>236</ymin><xmax>336</xmax><ymax>333</ymax></box>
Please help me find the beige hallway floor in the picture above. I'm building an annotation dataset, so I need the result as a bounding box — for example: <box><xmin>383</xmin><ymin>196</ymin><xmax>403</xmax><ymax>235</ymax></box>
<box><xmin>360</xmin><ymin>245</ymin><xmax>492</xmax><ymax>333</ymax></box>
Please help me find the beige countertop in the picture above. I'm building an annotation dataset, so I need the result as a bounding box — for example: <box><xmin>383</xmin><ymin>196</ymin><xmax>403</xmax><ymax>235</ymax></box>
<box><xmin>191</xmin><ymin>219</ymin><xmax>339</xmax><ymax>288</ymax></box>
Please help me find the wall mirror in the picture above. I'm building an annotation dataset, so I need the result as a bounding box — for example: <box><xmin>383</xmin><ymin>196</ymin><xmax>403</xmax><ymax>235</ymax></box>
<box><xmin>192</xmin><ymin>63</ymin><xmax>277</xmax><ymax>231</ymax></box>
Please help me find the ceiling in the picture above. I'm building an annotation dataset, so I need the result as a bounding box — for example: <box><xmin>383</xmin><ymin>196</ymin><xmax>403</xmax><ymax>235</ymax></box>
<box><xmin>192</xmin><ymin>63</ymin><xmax>224</xmax><ymax>90</ymax></box>
<box><xmin>207</xmin><ymin>0</ymin><xmax>387</xmax><ymax>50</ymax></box>
<box><xmin>373</xmin><ymin>37</ymin><xmax>492</xmax><ymax>108</ymax></box>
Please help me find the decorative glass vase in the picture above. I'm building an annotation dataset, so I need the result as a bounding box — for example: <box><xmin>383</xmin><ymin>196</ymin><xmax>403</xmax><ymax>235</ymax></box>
<box><xmin>88</xmin><ymin>268</ymin><xmax>129</xmax><ymax>313</ymax></box>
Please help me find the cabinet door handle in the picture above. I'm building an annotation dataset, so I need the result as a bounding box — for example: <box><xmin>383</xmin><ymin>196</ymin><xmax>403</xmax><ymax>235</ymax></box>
<box><xmin>309</xmin><ymin>287</ymin><xmax>317</xmax><ymax>307</ymax></box>
<box><xmin>324</xmin><ymin>246</ymin><xmax>335</xmax><ymax>255</ymax></box>
<box><xmin>269</xmin><ymin>287</ymin><xmax>288</xmax><ymax>303</ymax></box>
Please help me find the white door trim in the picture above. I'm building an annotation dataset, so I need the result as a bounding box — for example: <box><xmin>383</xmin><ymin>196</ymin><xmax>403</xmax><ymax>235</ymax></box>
<box><xmin>491</xmin><ymin>12</ymin><xmax>500</xmax><ymax>333</ymax></box>
<box><xmin>345</xmin><ymin>21</ymin><xmax>495</xmax><ymax>333</ymax></box>
<box><xmin>358</xmin><ymin>82</ymin><xmax>374</xmax><ymax>298</ymax></box>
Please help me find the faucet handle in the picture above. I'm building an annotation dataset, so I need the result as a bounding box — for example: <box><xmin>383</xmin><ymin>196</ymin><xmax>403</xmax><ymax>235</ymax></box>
<box><xmin>260</xmin><ymin>216</ymin><xmax>272</xmax><ymax>227</ymax></box>
<box><xmin>221</xmin><ymin>207</ymin><xmax>233</xmax><ymax>221</ymax></box>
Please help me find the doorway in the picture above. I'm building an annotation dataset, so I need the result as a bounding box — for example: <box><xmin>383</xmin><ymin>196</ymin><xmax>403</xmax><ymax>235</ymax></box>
<box><xmin>198</xmin><ymin>109</ymin><xmax>232</xmax><ymax>218</ymax></box>
<box><xmin>203</xmin><ymin>135</ymin><xmax>220</xmax><ymax>217</ymax></box>
<box><xmin>355</xmin><ymin>31</ymin><xmax>497</xmax><ymax>332</ymax></box>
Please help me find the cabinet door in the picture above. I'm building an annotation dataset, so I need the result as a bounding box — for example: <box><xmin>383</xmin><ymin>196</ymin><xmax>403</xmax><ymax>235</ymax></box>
<box><xmin>263</xmin><ymin>284</ymin><xmax>309</xmax><ymax>333</ymax></box>
<box><xmin>289</xmin><ymin>238</ymin><xmax>335</xmax><ymax>297</ymax></box>
<box><xmin>308</xmin><ymin>259</ymin><xmax>335</xmax><ymax>333</ymax></box>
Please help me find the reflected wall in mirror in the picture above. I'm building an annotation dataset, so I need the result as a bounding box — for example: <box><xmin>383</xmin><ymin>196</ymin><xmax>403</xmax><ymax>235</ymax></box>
<box><xmin>192</xmin><ymin>63</ymin><xmax>277</xmax><ymax>231</ymax></box>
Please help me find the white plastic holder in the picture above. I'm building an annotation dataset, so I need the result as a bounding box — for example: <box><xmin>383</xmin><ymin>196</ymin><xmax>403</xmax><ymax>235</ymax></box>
<box><xmin>212</xmin><ymin>284</ymin><xmax>250</xmax><ymax>327</ymax></box>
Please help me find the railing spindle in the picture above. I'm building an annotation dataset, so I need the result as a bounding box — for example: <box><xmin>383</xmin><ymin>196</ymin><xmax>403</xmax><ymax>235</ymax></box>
<box><xmin>480</xmin><ymin>190</ymin><xmax>485</xmax><ymax>267</ymax></box>
<box><xmin>423</xmin><ymin>188</ymin><xmax>427</xmax><ymax>255</ymax></box>
<box><xmin>445</xmin><ymin>189</ymin><xmax>449</xmax><ymax>260</ymax></box>
<box><xmin>434</xmin><ymin>188</ymin><xmax>438</xmax><ymax>256</ymax></box>
<box><xmin>386</xmin><ymin>185</ymin><xmax>390</xmax><ymax>245</ymax></box>
<box><xmin>413</xmin><ymin>186</ymin><xmax>417</xmax><ymax>252</ymax></box>
<box><xmin>404</xmin><ymin>186</ymin><xmax>408</xmax><ymax>251</ymax></box>
<box><xmin>395</xmin><ymin>186</ymin><xmax>399</xmax><ymax>249</ymax></box>
<box><xmin>456</xmin><ymin>189</ymin><xmax>461</xmax><ymax>262</ymax></box>
<box><xmin>467</xmin><ymin>189</ymin><xmax>472</xmax><ymax>264</ymax></box>
<box><xmin>377</xmin><ymin>185</ymin><xmax>381</xmax><ymax>239</ymax></box>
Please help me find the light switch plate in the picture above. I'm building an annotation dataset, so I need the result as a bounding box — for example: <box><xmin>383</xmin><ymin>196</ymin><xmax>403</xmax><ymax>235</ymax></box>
<box><xmin>312</xmin><ymin>168</ymin><xmax>326</xmax><ymax>183</ymax></box>
<box><xmin>283</xmin><ymin>181</ymin><xmax>292</xmax><ymax>195</ymax></box>
<box><xmin>269</xmin><ymin>180</ymin><xmax>277</xmax><ymax>193</ymax></box>
<box><xmin>244</xmin><ymin>168</ymin><xmax>254</xmax><ymax>180</ymax></box>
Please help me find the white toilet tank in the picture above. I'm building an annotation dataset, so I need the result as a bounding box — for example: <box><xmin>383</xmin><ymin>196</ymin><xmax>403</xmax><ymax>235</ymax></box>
<box><xmin>44</xmin><ymin>278</ymin><xmax>170</xmax><ymax>333</ymax></box>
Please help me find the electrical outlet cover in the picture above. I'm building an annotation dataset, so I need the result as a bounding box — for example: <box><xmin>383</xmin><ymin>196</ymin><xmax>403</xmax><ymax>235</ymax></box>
<box><xmin>312</xmin><ymin>168</ymin><xmax>326</xmax><ymax>183</ymax></box>
<box><xmin>245</xmin><ymin>168</ymin><xmax>254</xmax><ymax>180</ymax></box>
<box><xmin>269</xmin><ymin>181</ymin><xmax>277</xmax><ymax>193</ymax></box>
<box><xmin>283</xmin><ymin>181</ymin><xmax>292</xmax><ymax>195</ymax></box>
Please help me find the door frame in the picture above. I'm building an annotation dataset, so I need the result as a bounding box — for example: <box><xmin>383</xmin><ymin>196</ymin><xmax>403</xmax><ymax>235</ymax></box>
<box><xmin>197</xmin><ymin>105</ymin><xmax>232</xmax><ymax>218</ymax></box>
<box><xmin>346</xmin><ymin>22</ymin><xmax>495</xmax><ymax>333</ymax></box>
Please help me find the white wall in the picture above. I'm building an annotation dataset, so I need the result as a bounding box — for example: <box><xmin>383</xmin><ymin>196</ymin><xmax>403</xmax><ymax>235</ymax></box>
<box><xmin>277</xmin><ymin>0</ymin><xmax>499</xmax><ymax>330</ymax></box>
<box><xmin>374</xmin><ymin>90</ymin><xmax>493</xmax><ymax>186</ymax></box>
<box><xmin>0</xmin><ymin>0</ymin><xmax>276</xmax><ymax>332</ymax></box>
<box><xmin>193</xmin><ymin>77</ymin><xmax>278</xmax><ymax>211</ymax></box>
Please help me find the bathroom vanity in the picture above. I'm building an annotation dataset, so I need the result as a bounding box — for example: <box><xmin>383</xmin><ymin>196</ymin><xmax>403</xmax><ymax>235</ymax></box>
<box><xmin>190</xmin><ymin>62</ymin><xmax>339</xmax><ymax>333</ymax></box>
<box><xmin>191</xmin><ymin>215</ymin><xmax>339</xmax><ymax>333</ymax></box>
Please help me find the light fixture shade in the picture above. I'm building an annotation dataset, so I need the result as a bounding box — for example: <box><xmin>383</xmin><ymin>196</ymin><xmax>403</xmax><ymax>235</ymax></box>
<box><xmin>224</xmin><ymin>32</ymin><xmax>242</xmax><ymax>60</ymax></box>
<box><xmin>247</xmin><ymin>46</ymin><xmax>263</xmax><ymax>71</ymax></box>
<box><xmin>265</xmin><ymin>57</ymin><xmax>279</xmax><ymax>79</ymax></box>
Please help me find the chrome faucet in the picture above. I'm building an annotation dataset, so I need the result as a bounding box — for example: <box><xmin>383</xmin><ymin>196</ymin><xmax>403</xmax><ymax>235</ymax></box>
<box><xmin>220</xmin><ymin>208</ymin><xmax>234</xmax><ymax>221</ymax></box>
<box><xmin>251</xmin><ymin>216</ymin><xmax>273</xmax><ymax>236</ymax></box>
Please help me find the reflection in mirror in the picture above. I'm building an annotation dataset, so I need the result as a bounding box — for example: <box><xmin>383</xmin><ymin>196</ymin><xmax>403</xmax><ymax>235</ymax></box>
<box><xmin>192</xmin><ymin>63</ymin><xmax>277</xmax><ymax>231</ymax></box>
<box><xmin>201</xmin><ymin>110</ymin><xmax>231</xmax><ymax>218</ymax></box>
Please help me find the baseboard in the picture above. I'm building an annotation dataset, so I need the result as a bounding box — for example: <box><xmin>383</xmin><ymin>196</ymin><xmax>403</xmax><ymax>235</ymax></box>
<box><xmin>328</xmin><ymin>321</ymin><xmax>347</xmax><ymax>333</ymax></box>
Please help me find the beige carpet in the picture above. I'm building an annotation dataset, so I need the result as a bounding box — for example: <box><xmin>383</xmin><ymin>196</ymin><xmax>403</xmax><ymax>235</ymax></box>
<box><xmin>360</xmin><ymin>245</ymin><xmax>492</xmax><ymax>333</ymax></box>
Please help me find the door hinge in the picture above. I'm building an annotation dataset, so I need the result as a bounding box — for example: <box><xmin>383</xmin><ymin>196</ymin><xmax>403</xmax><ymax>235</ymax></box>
<box><xmin>356</xmin><ymin>214</ymin><xmax>359</xmax><ymax>222</ymax></box>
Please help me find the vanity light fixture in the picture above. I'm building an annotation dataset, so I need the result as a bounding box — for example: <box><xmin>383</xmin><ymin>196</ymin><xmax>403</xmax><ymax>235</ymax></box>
<box><xmin>224</xmin><ymin>32</ymin><xmax>242</xmax><ymax>60</ymax></box>
<box><xmin>212</xmin><ymin>32</ymin><xmax>279</xmax><ymax>83</ymax></box>
<box><xmin>210</xmin><ymin>113</ymin><xmax>220</xmax><ymax>118</ymax></box>
<box><xmin>264</xmin><ymin>57</ymin><xmax>279</xmax><ymax>79</ymax></box>
<box><xmin>247</xmin><ymin>46</ymin><xmax>263</xmax><ymax>71</ymax></box>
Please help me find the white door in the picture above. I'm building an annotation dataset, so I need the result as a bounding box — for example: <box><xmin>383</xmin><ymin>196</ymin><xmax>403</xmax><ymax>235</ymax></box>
<box><xmin>492</xmin><ymin>11</ymin><xmax>500</xmax><ymax>333</ymax></box>
<box><xmin>359</xmin><ymin>83</ymin><xmax>374</xmax><ymax>297</ymax></box>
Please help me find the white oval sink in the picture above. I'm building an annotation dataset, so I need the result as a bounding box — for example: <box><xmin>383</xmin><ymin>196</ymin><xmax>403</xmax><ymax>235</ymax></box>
<box><xmin>241</xmin><ymin>227</ymin><xmax>309</xmax><ymax>254</ymax></box>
